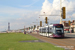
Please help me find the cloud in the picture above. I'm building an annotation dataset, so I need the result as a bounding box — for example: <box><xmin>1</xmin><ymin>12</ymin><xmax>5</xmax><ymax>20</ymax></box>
<box><xmin>10</xmin><ymin>11</ymin><xmax>40</xmax><ymax>29</ymax></box>
<box><xmin>72</xmin><ymin>13</ymin><xmax>75</xmax><ymax>17</ymax></box>
<box><xmin>40</xmin><ymin>0</ymin><xmax>60</xmax><ymax>22</ymax></box>
<box><xmin>0</xmin><ymin>0</ymin><xmax>75</xmax><ymax>31</ymax></box>
<box><xmin>40</xmin><ymin>0</ymin><xmax>52</xmax><ymax>15</ymax></box>
<box><xmin>9</xmin><ymin>11</ymin><xmax>40</xmax><ymax>30</ymax></box>
<box><xmin>0</xmin><ymin>12</ymin><xmax>40</xmax><ymax>31</ymax></box>
<box><xmin>40</xmin><ymin>0</ymin><xmax>75</xmax><ymax>23</ymax></box>
<box><xmin>0</xmin><ymin>5</ymin><xmax>40</xmax><ymax>31</ymax></box>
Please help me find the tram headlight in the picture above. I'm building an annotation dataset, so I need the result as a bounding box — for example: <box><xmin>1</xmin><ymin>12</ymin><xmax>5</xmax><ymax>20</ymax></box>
<box><xmin>53</xmin><ymin>34</ymin><xmax>58</xmax><ymax>36</ymax></box>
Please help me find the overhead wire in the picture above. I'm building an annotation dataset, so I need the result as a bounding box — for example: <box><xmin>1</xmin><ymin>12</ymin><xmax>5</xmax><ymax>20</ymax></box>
<box><xmin>50</xmin><ymin>0</ymin><xmax>65</xmax><ymax>14</ymax></box>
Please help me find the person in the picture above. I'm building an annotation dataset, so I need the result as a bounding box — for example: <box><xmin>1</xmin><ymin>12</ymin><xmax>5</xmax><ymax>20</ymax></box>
<box><xmin>70</xmin><ymin>29</ymin><xmax>72</xmax><ymax>33</ymax></box>
<box><xmin>24</xmin><ymin>31</ymin><xmax>26</xmax><ymax>34</ymax></box>
<box><xmin>71</xmin><ymin>29</ymin><xmax>74</xmax><ymax>33</ymax></box>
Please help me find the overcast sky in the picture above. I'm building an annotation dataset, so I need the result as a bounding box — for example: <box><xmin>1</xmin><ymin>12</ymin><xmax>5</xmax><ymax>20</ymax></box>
<box><xmin>0</xmin><ymin>0</ymin><xmax>75</xmax><ymax>31</ymax></box>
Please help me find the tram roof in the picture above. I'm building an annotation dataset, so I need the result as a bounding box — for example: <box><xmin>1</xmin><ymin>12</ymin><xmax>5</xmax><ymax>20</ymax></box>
<box><xmin>39</xmin><ymin>24</ymin><xmax>63</xmax><ymax>28</ymax></box>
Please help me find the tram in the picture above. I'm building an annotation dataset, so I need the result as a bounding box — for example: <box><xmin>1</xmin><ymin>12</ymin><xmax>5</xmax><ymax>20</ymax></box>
<box><xmin>39</xmin><ymin>24</ymin><xmax>64</xmax><ymax>37</ymax></box>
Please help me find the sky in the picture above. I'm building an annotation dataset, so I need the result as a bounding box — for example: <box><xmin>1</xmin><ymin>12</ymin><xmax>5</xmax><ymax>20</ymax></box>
<box><xmin>0</xmin><ymin>0</ymin><xmax>75</xmax><ymax>31</ymax></box>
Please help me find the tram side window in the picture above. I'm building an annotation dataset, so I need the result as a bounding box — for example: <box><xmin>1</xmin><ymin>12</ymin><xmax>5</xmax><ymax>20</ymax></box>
<box><xmin>50</xmin><ymin>28</ymin><xmax>52</xmax><ymax>33</ymax></box>
<box><xmin>42</xmin><ymin>28</ymin><xmax>45</xmax><ymax>33</ymax></box>
<box><xmin>42</xmin><ymin>28</ymin><xmax>44</xmax><ymax>33</ymax></box>
<box><xmin>40</xmin><ymin>29</ymin><xmax>42</xmax><ymax>33</ymax></box>
<box><xmin>40</xmin><ymin>28</ymin><xmax>43</xmax><ymax>33</ymax></box>
<box><xmin>43</xmin><ymin>28</ymin><xmax>45</xmax><ymax>33</ymax></box>
<box><xmin>42</xmin><ymin>28</ymin><xmax>43</xmax><ymax>33</ymax></box>
<box><xmin>46</xmin><ymin>27</ymin><xmax>48</xmax><ymax>33</ymax></box>
<box><xmin>47</xmin><ymin>27</ymin><xmax>50</xmax><ymax>33</ymax></box>
<box><xmin>45</xmin><ymin>28</ymin><xmax>46</xmax><ymax>33</ymax></box>
<box><xmin>47</xmin><ymin>27</ymin><xmax>48</xmax><ymax>30</ymax></box>
<box><xmin>44</xmin><ymin>28</ymin><xmax>45</xmax><ymax>33</ymax></box>
<box><xmin>43</xmin><ymin>28</ymin><xmax>44</xmax><ymax>33</ymax></box>
<box><xmin>39</xmin><ymin>29</ymin><xmax>41</xmax><ymax>33</ymax></box>
<box><xmin>51</xmin><ymin>28</ymin><xmax>53</xmax><ymax>33</ymax></box>
<box><xmin>53</xmin><ymin>27</ymin><xmax>55</xmax><ymax>34</ymax></box>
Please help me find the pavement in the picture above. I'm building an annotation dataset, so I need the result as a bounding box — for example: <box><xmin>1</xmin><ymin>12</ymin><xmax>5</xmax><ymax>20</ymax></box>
<box><xmin>65</xmin><ymin>33</ymin><xmax>75</xmax><ymax>34</ymax></box>
<box><xmin>65</xmin><ymin>33</ymin><xmax>75</xmax><ymax>37</ymax></box>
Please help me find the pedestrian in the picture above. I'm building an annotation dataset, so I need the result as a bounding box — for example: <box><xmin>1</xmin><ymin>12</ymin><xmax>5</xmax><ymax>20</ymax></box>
<box><xmin>71</xmin><ymin>29</ymin><xmax>74</xmax><ymax>33</ymax></box>
<box><xmin>70</xmin><ymin>29</ymin><xmax>72</xmax><ymax>33</ymax></box>
<box><xmin>25</xmin><ymin>31</ymin><xmax>26</xmax><ymax>34</ymax></box>
<box><xmin>24</xmin><ymin>31</ymin><xmax>26</xmax><ymax>34</ymax></box>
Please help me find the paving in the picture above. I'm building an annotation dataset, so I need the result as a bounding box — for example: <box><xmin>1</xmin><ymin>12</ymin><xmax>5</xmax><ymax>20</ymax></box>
<box><xmin>29</xmin><ymin>33</ymin><xmax>75</xmax><ymax>50</ymax></box>
<box><xmin>65</xmin><ymin>33</ymin><xmax>75</xmax><ymax>37</ymax></box>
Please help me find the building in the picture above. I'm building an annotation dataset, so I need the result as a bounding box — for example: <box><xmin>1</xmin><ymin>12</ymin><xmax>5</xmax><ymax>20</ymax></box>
<box><xmin>62</xmin><ymin>21</ymin><xmax>70</xmax><ymax>32</ymax></box>
<box><xmin>62</xmin><ymin>20</ymin><xmax>75</xmax><ymax>33</ymax></box>
<box><xmin>70</xmin><ymin>20</ymin><xmax>75</xmax><ymax>32</ymax></box>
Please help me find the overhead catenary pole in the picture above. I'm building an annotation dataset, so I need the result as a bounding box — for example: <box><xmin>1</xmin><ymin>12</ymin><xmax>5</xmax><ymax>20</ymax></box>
<box><xmin>30</xmin><ymin>24</ymin><xmax>33</xmax><ymax>31</ymax></box>
<box><xmin>24</xmin><ymin>26</ymin><xmax>25</xmax><ymax>34</ymax></box>
<box><xmin>69</xmin><ymin>16</ymin><xmax>71</xmax><ymax>32</ymax></box>
<box><xmin>39</xmin><ymin>17</ymin><xmax>41</xmax><ymax>27</ymax></box>
<box><xmin>60</xmin><ymin>0</ymin><xmax>62</xmax><ymax>24</ymax></box>
<box><xmin>43</xmin><ymin>12</ymin><xmax>45</xmax><ymax>26</ymax></box>
<box><xmin>36</xmin><ymin>19</ymin><xmax>38</xmax><ymax>29</ymax></box>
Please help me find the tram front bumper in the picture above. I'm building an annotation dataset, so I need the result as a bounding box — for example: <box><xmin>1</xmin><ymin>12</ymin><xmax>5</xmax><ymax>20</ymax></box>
<box><xmin>53</xmin><ymin>34</ymin><xmax>64</xmax><ymax>37</ymax></box>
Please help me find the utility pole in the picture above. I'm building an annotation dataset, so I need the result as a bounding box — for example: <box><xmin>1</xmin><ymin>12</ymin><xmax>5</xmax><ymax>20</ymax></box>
<box><xmin>24</xmin><ymin>26</ymin><xmax>25</xmax><ymax>34</ymax></box>
<box><xmin>36</xmin><ymin>19</ymin><xmax>38</xmax><ymax>28</ymax></box>
<box><xmin>60</xmin><ymin>0</ymin><xmax>62</xmax><ymax>24</ymax></box>
<box><xmin>69</xmin><ymin>16</ymin><xmax>71</xmax><ymax>33</ymax></box>
<box><xmin>30</xmin><ymin>24</ymin><xmax>33</xmax><ymax>31</ymax></box>
<box><xmin>43</xmin><ymin>12</ymin><xmax>46</xmax><ymax>26</ymax></box>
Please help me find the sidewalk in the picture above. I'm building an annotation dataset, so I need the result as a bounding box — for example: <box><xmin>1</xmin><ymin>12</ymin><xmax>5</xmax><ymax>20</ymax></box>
<box><xmin>65</xmin><ymin>33</ymin><xmax>75</xmax><ymax>35</ymax></box>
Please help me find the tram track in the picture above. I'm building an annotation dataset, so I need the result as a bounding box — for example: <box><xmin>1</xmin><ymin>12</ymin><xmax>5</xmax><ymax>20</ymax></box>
<box><xmin>29</xmin><ymin>33</ymin><xmax>75</xmax><ymax>50</ymax></box>
<box><xmin>52</xmin><ymin>38</ymin><xmax>75</xmax><ymax>46</ymax></box>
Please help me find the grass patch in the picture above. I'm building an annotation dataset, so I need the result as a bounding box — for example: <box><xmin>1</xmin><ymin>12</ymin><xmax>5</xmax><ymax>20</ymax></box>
<box><xmin>0</xmin><ymin>33</ymin><xmax>64</xmax><ymax>50</ymax></box>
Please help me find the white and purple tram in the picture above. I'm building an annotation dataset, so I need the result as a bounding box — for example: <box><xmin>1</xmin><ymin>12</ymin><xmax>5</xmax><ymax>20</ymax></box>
<box><xmin>39</xmin><ymin>24</ymin><xmax>64</xmax><ymax>37</ymax></box>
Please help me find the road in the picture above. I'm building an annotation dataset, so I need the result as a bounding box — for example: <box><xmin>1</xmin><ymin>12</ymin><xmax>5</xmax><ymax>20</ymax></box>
<box><xmin>29</xmin><ymin>33</ymin><xmax>75</xmax><ymax>50</ymax></box>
